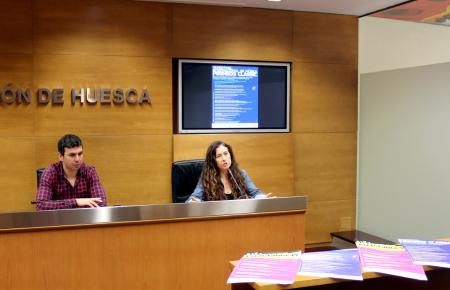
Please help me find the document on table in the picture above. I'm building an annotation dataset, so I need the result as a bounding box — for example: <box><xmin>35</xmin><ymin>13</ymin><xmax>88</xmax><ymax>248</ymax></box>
<box><xmin>356</xmin><ymin>241</ymin><xmax>427</xmax><ymax>281</ymax></box>
<box><xmin>227</xmin><ymin>251</ymin><xmax>302</xmax><ymax>285</ymax></box>
<box><xmin>298</xmin><ymin>248</ymin><xmax>363</xmax><ymax>280</ymax></box>
<box><xmin>399</xmin><ymin>239</ymin><xmax>450</xmax><ymax>268</ymax></box>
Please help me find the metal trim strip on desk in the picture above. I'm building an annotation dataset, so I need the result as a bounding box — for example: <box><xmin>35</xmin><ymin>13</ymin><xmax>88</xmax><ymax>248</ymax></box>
<box><xmin>0</xmin><ymin>195</ymin><xmax>307</xmax><ymax>231</ymax></box>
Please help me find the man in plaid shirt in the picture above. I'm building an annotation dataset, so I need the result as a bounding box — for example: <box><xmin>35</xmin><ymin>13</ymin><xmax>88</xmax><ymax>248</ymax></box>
<box><xmin>35</xmin><ymin>134</ymin><xmax>107</xmax><ymax>211</ymax></box>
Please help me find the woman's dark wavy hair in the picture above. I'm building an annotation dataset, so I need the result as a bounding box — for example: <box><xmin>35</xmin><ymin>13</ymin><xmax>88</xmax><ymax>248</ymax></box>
<box><xmin>201</xmin><ymin>141</ymin><xmax>249</xmax><ymax>201</ymax></box>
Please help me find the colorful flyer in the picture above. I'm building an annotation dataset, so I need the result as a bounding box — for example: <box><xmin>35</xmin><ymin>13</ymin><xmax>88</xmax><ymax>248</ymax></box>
<box><xmin>227</xmin><ymin>252</ymin><xmax>301</xmax><ymax>284</ymax></box>
<box><xmin>299</xmin><ymin>248</ymin><xmax>363</xmax><ymax>280</ymax></box>
<box><xmin>356</xmin><ymin>241</ymin><xmax>427</xmax><ymax>281</ymax></box>
<box><xmin>399</xmin><ymin>239</ymin><xmax>450</xmax><ymax>268</ymax></box>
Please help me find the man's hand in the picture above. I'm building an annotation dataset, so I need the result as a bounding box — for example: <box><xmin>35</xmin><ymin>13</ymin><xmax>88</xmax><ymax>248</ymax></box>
<box><xmin>76</xmin><ymin>198</ymin><xmax>102</xmax><ymax>208</ymax></box>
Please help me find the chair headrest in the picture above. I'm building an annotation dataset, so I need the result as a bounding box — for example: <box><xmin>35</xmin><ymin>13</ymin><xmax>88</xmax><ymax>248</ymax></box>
<box><xmin>172</xmin><ymin>159</ymin><xmax>204</xmax><ymax>203</ymax></box>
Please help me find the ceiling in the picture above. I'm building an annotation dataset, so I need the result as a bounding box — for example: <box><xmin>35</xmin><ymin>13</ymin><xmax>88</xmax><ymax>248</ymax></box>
<box><xmin>149</xmin><ymin>0</ymin><xmax>450</xmax><ymax>26</ymax></box>
<box><xmin>149</xmin><ymin>0</ymin><xmax>410</xmax><ymax>16</ymax></box>
<box><xmin>372</xmin><ymin>0</ymin><xmax>450</xmax><ymax>26</ymax></box>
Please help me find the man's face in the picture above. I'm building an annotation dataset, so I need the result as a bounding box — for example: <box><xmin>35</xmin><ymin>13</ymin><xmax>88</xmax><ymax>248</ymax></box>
<box><xmin>59</xmin><ymin>146</ymin><xmax>83</xmax><ymax>172</ymax></box>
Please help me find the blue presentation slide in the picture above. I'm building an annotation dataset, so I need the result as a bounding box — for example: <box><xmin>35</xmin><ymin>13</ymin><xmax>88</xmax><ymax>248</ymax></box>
<box><xmin>211</xmin><ymin>65</ymin><xmax>258</xmax><ymax>128</ymax></box>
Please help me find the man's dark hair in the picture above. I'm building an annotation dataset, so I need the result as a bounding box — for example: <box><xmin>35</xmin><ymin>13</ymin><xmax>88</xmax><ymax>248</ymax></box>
<box><xmin>58</xmin><ymin>134</ymin><xmax>83</xmax><ymax>155</ymax></box>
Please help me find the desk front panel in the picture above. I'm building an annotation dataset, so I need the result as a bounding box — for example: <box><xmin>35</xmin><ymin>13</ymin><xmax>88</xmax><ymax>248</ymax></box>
<box><xmin>0</xmin><ymin>198</ymin><xmax>306</xmax><ymax>290</ymax></box>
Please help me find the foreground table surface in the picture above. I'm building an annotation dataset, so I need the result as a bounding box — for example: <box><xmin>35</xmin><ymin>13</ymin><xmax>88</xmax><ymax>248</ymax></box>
<box><xmin>231</xmin><ymin>238</ymin><xmax>450</xmax><ymax>290</ymax></box>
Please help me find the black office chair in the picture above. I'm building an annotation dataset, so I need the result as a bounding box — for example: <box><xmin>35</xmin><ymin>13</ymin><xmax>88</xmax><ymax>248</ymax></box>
<box><xmin>36</xmin><ymin>168</ymin><xmax>45</xmax><ymax>189</ymax></box>
<box><xmin>171</xmin><ymin>159</ymin><xmax>204</xmax><ymax>203</ymax></box>
<box><xmin>32</xmin><ymin>168</ymin><xmax>46</xmax><ymax>205</ymax></box>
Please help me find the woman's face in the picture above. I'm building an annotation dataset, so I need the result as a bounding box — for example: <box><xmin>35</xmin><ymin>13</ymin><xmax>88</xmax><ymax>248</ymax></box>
<box><xmin>214</xmin><ymin>144</ymin><xmax>232</xmax><ymax>173</ymax></box>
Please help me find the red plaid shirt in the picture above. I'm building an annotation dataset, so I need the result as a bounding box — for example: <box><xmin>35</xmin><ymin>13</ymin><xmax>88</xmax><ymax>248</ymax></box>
<box><xmin>36</xmin><ymin>162</ymin><xmax>107</xmax><ymax>211</ymax></box>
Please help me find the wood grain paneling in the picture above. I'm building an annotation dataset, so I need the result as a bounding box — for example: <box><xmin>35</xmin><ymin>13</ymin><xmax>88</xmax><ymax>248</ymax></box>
<box><xmin>0</xmin><ymin>211</ymin><xmax>305</xmax><ymax>290</ymax></box>
<box><xmin>294</xmin><ymin>133</ymin><xmax>356</xmax><ymax>202</ymax></box>
<box><xmin>173</xmin><ymin>134</ymin><xmax>294</xmax><ymax>196</ymax></box>
<box><xmin>292</xmin><ymin>62</ymin><xmax>357</xmax><ymax>133</ymax></box>
<box><xmin>0</xmin><ymin>0</ymin><xmax>32</xmax><ymax>54</ymax></box>
<box><xmin>293</xmin><ymin>12</ymin><xmax>357</xmax><ymax>64</ymax></box>
<box><xmin>35</xmin><ymin>134</ymin><xmax>173</xmax><ymax>205</ymax></box>
<box><xmin>33</xmin><ymin>54</ymin><xmax>172</xmax><ymax>136</ymax></box>
<box><xmin>34</xmin><ymin>0</ymin><xmax>171</xmax><ymax>57</ymax></box>
<box><xmin>0</xmin><ymin>1</ymin><xmax>359</xmax><ymax>246</ymax></box>
<box><xmin>172</xmin><ymin>4</ymin><xmax>292</xmax><ymax>61</ymax></box>
<box><xmin>0</xmin><ymin>54</ymin><xmax>34</xmax><ymax>136</ymax></box>
<box><xmin>306</xmin><ymin>199</ymin><xmax>356</xmax><ymax>244</ymax></box>
<box><xmin>0</xmin><ymin>137</ymin><xmax>35</xmax><ymax>212</ymax></box>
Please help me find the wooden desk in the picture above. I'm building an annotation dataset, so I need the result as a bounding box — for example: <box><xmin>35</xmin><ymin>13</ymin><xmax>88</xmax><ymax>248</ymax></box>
<box><xmin>0</xmin><ymin>196</ymin><xmax>306</xmax><ymax>290</ymax></box>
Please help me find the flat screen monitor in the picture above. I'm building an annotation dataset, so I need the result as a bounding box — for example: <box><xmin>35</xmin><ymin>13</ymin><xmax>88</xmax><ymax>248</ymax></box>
<box><xmin>176</xmin><ymin>59</ymin><xmax>290</xmax><ymax>133</ymax></box>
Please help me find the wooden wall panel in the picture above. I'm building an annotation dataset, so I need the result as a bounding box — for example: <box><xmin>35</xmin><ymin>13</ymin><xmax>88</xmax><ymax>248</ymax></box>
<box><xmin>0</xmin><ymin>1</ymin><xmax>359</xmax><ymax>246</ymax></box>
<box><xmin>290</xmin><ymin>11</ymin><xmax>358</xmax><ymax>244</ymax></box>
<box><xmin>0</xmin><ymin>54</ymin><xmax>34</xmax><ymax>136</ymax></box>
<box><xmin>295</xmin><ymin>132</ymin><xmax>356</xmax><ymax>244</ymax></box>
<box><xmin>34</xmin><ymin>0</ymin><xmax>171</xmax><ymax>57</ymax></box>
<box><xmin>172</xmin><ymin>4</ymin><xmax>292</xmax><ymax>61</ymax></box>
<box><xmin>306</xmin><ymin>199</ymin><xmax>356</xmax><ymax>244</ymax></box>
<box><xmin>33</xmin><ymin>54</ymin><xmax>172</xmax><ymax>136</ymax></box>
<box><xmin>35</xmin><ymin>135</ymin><xmax>173</xmax><ymax>205</ymax></box>
<box><xmin>0</xmin><ymin>138</ymin><xmax>35</xmax><ymax>212</ymax></box>
<box><xmin>293</xmin><ymin>12</ymin><xmax>358</xmax><ymax>64</ymax></box>
<box><xmin>0</xmin><ymin>0</ymin><xmax>32</xmax><ymax>54</ymax></box>
<box><xmin>173</xmin><ymin>134</ymin><xmax>294</xmax><ymax>196</ymax></box>
<box><xmin>294</xmin><ymin>133</ymin><xmax>356</xmax><ymax>202</ymax></box>
<box><xmin>292</xmin><ymin>62</ymin><xmax>357</xmax><ymax>133</ymax></box>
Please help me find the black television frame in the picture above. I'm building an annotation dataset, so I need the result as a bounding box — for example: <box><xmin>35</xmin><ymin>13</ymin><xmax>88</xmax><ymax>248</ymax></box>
<box><xmin>176</xmin><ymin>58</ymin><xmax>291</xmax><ymax>134</ymax></box>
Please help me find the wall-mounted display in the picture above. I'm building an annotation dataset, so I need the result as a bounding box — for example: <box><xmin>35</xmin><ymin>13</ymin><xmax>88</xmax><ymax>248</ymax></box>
<box><xmin>176</xmin><ymin>59</ymin><xmax>290</xmax><ymax>133</ymax></box>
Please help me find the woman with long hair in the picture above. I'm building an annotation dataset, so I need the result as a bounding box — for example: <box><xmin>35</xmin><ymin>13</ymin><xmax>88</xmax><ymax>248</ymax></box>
<box><xmin>187</xmin><ymin>141</ymin><xmax>268</xmax><ymax>202</ymax></box>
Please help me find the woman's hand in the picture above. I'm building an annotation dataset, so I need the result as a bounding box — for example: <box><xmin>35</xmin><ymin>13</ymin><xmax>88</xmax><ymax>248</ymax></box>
<box><xmin>187</xmin><ymin>197</ymin><xmax>201</xmax><ymax>203</ymax></box>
